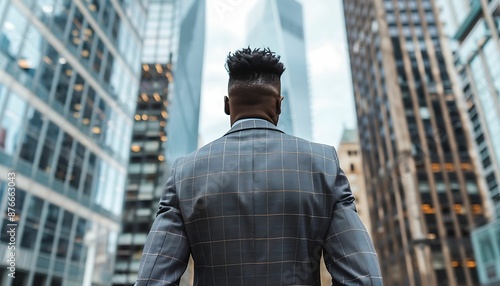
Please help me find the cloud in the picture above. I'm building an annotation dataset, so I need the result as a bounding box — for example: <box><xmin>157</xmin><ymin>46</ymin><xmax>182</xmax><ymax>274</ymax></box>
<box><xmin>302</xmin><ymin>0</ymin><xmax>356</xmax><ymax>147</ymax></box>
<box><xmin>199</xmin><ymin>0</ymin><xmax>262</xmax><ymax>145</ymax></box>
<box><xmin>308</xmin><ymin>42</ymin><xmax>348</xmax><ymax>75</ymax></box>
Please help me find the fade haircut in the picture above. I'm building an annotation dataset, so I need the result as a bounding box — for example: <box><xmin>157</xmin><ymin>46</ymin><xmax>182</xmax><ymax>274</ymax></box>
<box><xmin>225</xmin><ymin>47</ymin><xmax>285</xmax><ymax>85</ymax></box>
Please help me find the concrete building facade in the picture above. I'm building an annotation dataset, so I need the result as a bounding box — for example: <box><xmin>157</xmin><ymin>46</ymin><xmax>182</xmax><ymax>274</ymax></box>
<box><xmin>343</xmin><ymin>0</ymin><xmax>492</xmax><ymax>285</ymax></box>
<box><xmin>337</xmin><ymin>128</ymin><xmax>371</xmax><ymax>232</ymax></box>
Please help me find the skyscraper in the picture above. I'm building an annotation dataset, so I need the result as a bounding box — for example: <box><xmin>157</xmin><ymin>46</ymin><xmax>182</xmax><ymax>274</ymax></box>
<box><xmin>0</xmin><ymin>0</ymin><xmax>144</xmax><ymax>285</ymax></box>
<box><xmin>247</xmin><ymin>0</ymin><xmax>312</xmax><ymax>140</ymax></box>
<box><xmin>164</xmin><ymin>0</ymin><xmax>206</xmax><ymax>166</ymax></box>
<box><xmin>113</xmin><ymin>0</ymin><xmax>205</xmax><ymax>284</ymax></box>
<box><xmin>437</xmin><ymin>0</ymin><xmax>500</xmax><ymax>284</ymax></box>
<box><xmin>343</xmin><ymin>0</ymin><xmax>492</xmax><ymax>285</ymax></box>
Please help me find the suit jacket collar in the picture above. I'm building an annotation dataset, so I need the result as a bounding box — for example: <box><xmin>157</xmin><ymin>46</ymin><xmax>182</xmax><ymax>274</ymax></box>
<box><xmin>224</xmin><ymin>119</ymin><xmax>284</xmax><ymax>136</ymax></box>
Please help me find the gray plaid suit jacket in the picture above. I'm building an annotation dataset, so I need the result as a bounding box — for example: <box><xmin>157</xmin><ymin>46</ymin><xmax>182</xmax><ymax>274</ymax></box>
<box><xmin>136</xmin><ymin>119</ymin><xmax>382</xmax><ymax>285</ymax></box>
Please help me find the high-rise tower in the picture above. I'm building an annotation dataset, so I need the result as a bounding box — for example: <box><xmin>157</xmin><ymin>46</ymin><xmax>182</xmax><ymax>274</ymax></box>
<box><xmin>343</xmin><ymin>0</ymin><xmax>491</xmax><ymax>285</ymax></box>
<box><xmin>437</xmin><ymin>0</ymin><xmax>500</xmax><ymax>284</ymax></box>
<box><xmin>247</xmin><ymin>0</ymin><xmax>312</xmax><ymax>140</ymax></box>
<box><xmin>0</xmin><ymin>0</ymin><xmax>144</xmax><ymax>285</ymax></box>
<box><xmin>113</xmin><ymin>0</ymin><xmax>205</xmax><ymax>284</ymax></box>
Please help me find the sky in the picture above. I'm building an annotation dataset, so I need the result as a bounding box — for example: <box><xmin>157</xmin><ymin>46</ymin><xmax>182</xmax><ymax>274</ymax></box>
<box><xmin>199</xmin><ymin>0</ymin><xmax>356</xmax><ymax>147</ymax></box>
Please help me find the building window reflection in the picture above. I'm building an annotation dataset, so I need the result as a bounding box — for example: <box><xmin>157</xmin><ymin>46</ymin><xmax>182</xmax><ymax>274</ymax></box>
<box><xmin>20</xmin><ymin>130</ymin><xmax>38</xmax><ymax>164</ymax></box>
<box><xmin>56</xmin><ymin>210</ymin><xmax>73</xmax><ymax>259</ymax></box>
<box><xmin>20</xmin><ymin>109</ymin><xmax>44</xmax><ymax>164</ymax></box>
<box><xmin>38</xmin><ymin>121</ymin><xmax>60</xmax><ymax>174</ymax></box>
<box><xmin>90</xmin><ymin>97</ymin><xmax>106</xmax><ymax>141</ymax></box>
<box><xmin>54</xmin><ymin>62</ymin><xmax>73</xmax><ymax>106</ymax></box>
<box><xmin>0</xmin><ymin>189</ymin><xmax>26</xmax><ymax>243</ymax></box>
<box><xmin>18</xmin><ymin>24</ymin><xmax>43</xmax><ymax>74</ymax></box>
<box><xmin>92</xmin><ymin>38</ymin><xmax>104</xmax><ymax>74</ymax></box>
<box><xmin>0</xmin><ymin>83</ymin><xmax>7</xmax><ymax>115</ymax></box>
<box><xmin>71</xmin><ymin>217</ymin><xmax>87</xmax><ymax>262</ymax></box>
<box><xmin>40</xmin><ymin>203</ymin><xmax>60</xmax><ymax>255</ymax></box>
<box><xmin>70</xmin><ymin>142</ymin><xmax>85</xmax><ymax>189</ymax></box>
<box><xmin>55</xmin><ymin>133</ymin><xmax>73</xmax><ymax>182</ymax></box>
<box><xmin>1</xmin><ymin>5</ymin><xmax>28</xmax><ymax>59</ymax></box>
<box><xmin>37</xmin><ymin>44</ymin><xmax>60</xmax><ymax>93</ymax></box>
<box><xmin>21</xmin><ymin>195</ymin><xmax>44</xmax><ymax>249</ymax></box>
<box><xmin>0</xmin><ymin>92</ymin><xmax>28</xmax><ymax>155</ymax></box>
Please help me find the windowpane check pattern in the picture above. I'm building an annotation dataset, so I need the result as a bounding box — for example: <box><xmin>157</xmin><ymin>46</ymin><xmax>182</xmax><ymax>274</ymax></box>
<box><xmin>136</xmin><ymin>120</ymin><xmax>382</xmax><ymax>285</ymax></box>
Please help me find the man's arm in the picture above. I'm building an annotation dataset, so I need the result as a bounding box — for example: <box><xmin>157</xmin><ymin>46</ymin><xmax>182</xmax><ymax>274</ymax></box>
<box><xmin>323</xmin><ymin>165</ymin><xmax>383</xmax><ymax>285</ymax></box>
<box><xmin>135</xmin><ymin>161</ymin><xmax>190</xmax><ymax>285</ymax></box>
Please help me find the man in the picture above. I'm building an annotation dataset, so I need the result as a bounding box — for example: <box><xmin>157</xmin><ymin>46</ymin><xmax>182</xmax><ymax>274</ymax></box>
<box><xmin>136</xmin><ymin>47</ymin><xmax>382</xmax><ymax>285</ymax></box>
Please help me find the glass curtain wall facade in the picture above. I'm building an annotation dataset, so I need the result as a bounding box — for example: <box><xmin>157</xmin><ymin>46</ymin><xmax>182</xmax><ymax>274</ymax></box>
<box><xmin>113</xmin><ymin>1</ymin><xmax>175</xmax><ymax>284</ymax></box>
<box><xmin>438</xmin><ymin>0</ymin><xmax>500</xmax><ymax>284</ymax></box>
<box><xmin>343</xmin><ymin>0</ymin><xmax>491</xmax><ymax>285</ymax></box>
<box><xmin>247</xmin><ymin>0</ymin><xmax>312</xmax><ymax>140</ymax></box>
<box><xmin>471</xmin><ymin>219</ymin><xmax>500</xmax><ymax>285</ymax></box>
<box><xmin>165</xmin><ymin>0</ymin><xmax>206</xmax><ymax>165</ymax></box>
<box><xmin>441</xmin><ymin>0</ymin><xmax>500</xmax><ymax>219</ymax></box>
<box><xmin>113</xmin><ymin>62</ymin><xmax>171</xmax><ymax>285</ymax></box>
<box><xmin>0</xmin><ymin>0</ymin><xmax>144</xmax><ymax>285</ymax></box>
<box><xmin>113</xmin><ymin>0</ymin><xmax>205</xmax><ymax>284</ymax></box>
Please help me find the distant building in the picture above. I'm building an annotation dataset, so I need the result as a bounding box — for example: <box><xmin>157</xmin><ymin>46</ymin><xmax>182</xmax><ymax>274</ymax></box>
<box><xmin>247</xmin><ymin>0</ymin><xmax>312</xmax><ymax>140</ymax></box>
<box><xmin>164</xmin><ymin>0</ymin><xmax>206</xmax><ymax>166</ymax></box>
<box><xmin>0</xmin><ymin>0</ymin><xmax>144</xmax><ymax>285</ymax></box>
<box><xmin>337</xmin><ymin>128</ymin><xmax>371</xmax><ymax>232</ymax></box>
<box><xmin>343</xmin><ymin>0</ymin><xmax>492</xmax><ymax>285</ymax></box>
<box><xmin>112</xmin><ymin>61</ymin><xmax>172</xmax><ymax>285</ymax></box>
<box><xmin>438</xmin><ymin>0</ymin><xmax>500</xmax><ymax>284</ymax></box>
<box><xmin>113</xmin><ymin>0</ymin><xmax>205</xmax><ymax>285</ymax></box>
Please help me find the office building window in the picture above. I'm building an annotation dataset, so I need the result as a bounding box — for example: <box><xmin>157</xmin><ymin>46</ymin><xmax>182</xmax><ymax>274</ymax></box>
<box><xmin>40</xmin><ymin>203</ymin><xmax>60</xmax><ymax>255</ymax></box>
<box><xmin>21</xmin><ymin>195</ymin><xmax>44</xmax><ymax>249</ymax></box>
<box><xmin>0</xmin><ymin>92</ymin><xmax>28</xmax><ymax>155</ymax></box>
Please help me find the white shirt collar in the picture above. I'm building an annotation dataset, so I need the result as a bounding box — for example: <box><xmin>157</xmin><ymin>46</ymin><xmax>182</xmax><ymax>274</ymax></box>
<box><xmin>231</xmin><ymin>118</ymin><xmax>269</xmax><ymax>128</ymax></box>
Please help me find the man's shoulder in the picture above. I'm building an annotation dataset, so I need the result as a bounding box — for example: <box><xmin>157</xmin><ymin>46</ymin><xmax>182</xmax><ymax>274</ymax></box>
<box><xmin>176</xmin><ymin>136</ymin><xmax>227</xmax><ymax>162</ymax></box>
<box><xmin>280</xmin><ymin>133</ymin><xmax>312</xmax><ymax>144</ymax></box>
<box><xmin>282</xmin><ymin>133</ymin><xmax>337</xmax><ymax>153</ymax></box>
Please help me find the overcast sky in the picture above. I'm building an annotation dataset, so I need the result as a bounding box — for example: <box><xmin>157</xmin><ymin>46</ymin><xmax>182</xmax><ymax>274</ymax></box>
<box><xmin>198</xmin><ymin>0</ymin><xmax>356</xmax><ymax>147</ymax></box>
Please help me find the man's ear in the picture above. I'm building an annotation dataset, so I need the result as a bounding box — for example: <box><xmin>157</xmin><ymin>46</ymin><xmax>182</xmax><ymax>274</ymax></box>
<box><xmin>224</xmin><ymin>96</ymin><xmax>230</xmax><ymax>115</ymax></box>
<box><xmin>276</xmin><ymin>96</ymin><xmax>284</xmax><ymax>115</ymax></box>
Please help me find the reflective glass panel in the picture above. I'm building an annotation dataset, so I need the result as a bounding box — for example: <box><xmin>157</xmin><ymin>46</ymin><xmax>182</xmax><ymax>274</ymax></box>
<box><xmin>0</xmin><ymin>92</ymin><xmax>28</xmax><ymax>155</ymax></box>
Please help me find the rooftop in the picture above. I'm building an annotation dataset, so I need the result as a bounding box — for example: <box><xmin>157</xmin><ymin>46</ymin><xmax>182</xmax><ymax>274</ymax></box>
<box><xmin>340</xmin><ymin>128</ymin><xmax>358</xmax><ymax>144</ymax></box>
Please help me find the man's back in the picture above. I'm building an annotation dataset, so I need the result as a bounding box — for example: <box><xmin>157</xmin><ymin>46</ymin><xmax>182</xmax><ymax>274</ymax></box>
<box><xmin>137</xmin><ymin>120</ymin><xmax>381</xmax><ymax>285</ymax></box>
<box><xmin>179</xmin><ymin>119</ymin><xmax>337</xmax><ymax>284</ymax></box>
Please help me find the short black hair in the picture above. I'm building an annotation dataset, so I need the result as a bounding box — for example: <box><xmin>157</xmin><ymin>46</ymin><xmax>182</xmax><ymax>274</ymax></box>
<box><xmin>225</xmin><ymin>47</ymin><xmax>285</xmax><ymax>84</ymax></box>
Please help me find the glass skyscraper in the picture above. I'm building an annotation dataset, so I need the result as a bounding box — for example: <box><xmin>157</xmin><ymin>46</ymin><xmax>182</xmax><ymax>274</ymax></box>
<box><xmin>0</xmin><ymin>0</ymin><xmax>144</xmax><ymax>285</ymax></box>
<box><xmin>113</xmin><ymin>0</ymin><xmax>205</xmax><ymax>284</ymax></box>
<box><xmin>440</xmin><ymin>0</ymin><xmax>500</xmax><ymax>219</ymax></box>
<box><xmin>247</xmin><ymin>0</ymin><xmax>312</xmax><ymax>140</ymax></box>
<box><xmin>438</xmin><ymin>0</ymin><xmax>500</xmax><ymax>284</ymax></box>
<box><xmin>343</xmin><ymin>0</ymin><xmax>491</xmax><ymax>285</ymax></box>
<box><xmin>165</xmin><ymin>0</ymin><xmax>206</xmax><ymax>166</ymax></box>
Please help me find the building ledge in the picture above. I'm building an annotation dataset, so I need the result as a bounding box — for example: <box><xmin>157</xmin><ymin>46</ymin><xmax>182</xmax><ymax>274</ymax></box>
<box><xmin>454</xmin><ymin>1</ymin><xmax>483</xmax><ymax>41</ymax></box>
